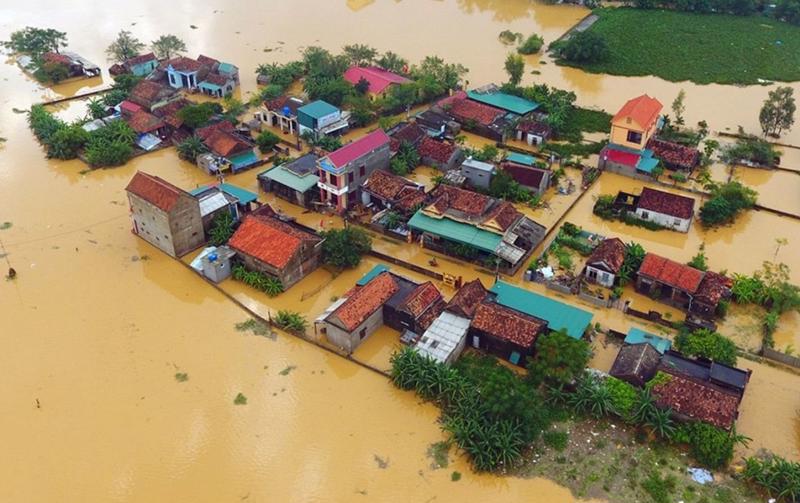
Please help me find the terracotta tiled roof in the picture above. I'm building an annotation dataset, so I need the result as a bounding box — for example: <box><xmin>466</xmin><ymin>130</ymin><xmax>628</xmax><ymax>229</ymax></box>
<box><xmin>651</xmin><ymin>368</ymin><xmax>741</xmax><ymax>429</ymax></box>
<box><xmin>613</xmin><ymin>94</ymin><xmax>663</xmax><ymax>130</ymax></box>
<box><xmin>695</xmin><ymin>271</ymin><xmax>732</xmax><ymax>307</ymax></box>
<box><xmin>330</xmin><ymin>272</ymin><xmax>399</xmax><ymax>332</ymax></box>
<box><xmin>439</xmin><ymin>91</ymin><xmax>504</xmax><ymax>126</ymax></box>
<box><xmin>326</xmin><ymin>129</ymin><xmax>390</xmax><ymax>169</ymax></box>
<box><xmin>128</xmin><ymin>110</ymin><xmax>165</xmax><ymax>134</ymax></box>
<box><xmin>485</xmin><ymin>201</ymin><xmax>519</xmax><ymax>231</ymax></box>
<box><xmin>587</xmin><ymin>238</ymin><xmax>626</xmax><ymax>274</ymax></box>
<box><xmin>125</xmin><ymin>171</ymin><xmax>185</xmax><ymax>212</ymax></box>
<box><xmin>389</xmin><ymin>122</ymin><xmax>426</xmax><ymax>152</ymax></box>
<box><xmin>472</xmin><ymin>301</ymin><xmax>546</xmax><ymax>349</ymax></box>
<box><xmin>152</xmin><ymin>98</ymin><xmax>192</xmax><ymax>128</ymax></box>
<box><xmin>343</xmin><ymin>66</ymin><xmax>411</xmax><ymax>94</ymax></box>
<box><xmin>228</xmin><ymin>214</ymin><xmax>319</xmax><ymax>270</ymax></box>
<box><xmin>126</xmin><ymin>52</ymin><xmax>157</xmax><ymax>66</ymax></box>
<box><xmin>428</xmin><ymin>185</ymin><xmax>492</xmax><ymax>218</ymax></box>
<box><xmin>418</xmin><ymin>137</ymin><xmax>458</xmax><ymax>164</ymax></box>
<box><xmin>129</xmin><ymin>80</ymin><xmax>174</xmax><ymax>108</ymax></box>
<box><xmin>638</xmin><ymin>253</ymin><xmax>704</xmax><ymax>293</ymax></box>
<box><xmin>196</xmin><ymin>121</ymin><xmax>235</xmax><ymax>140</ymax></box>
<box><xmin>446</xmin><ymin>279</ymin><xmax>488</xmax><ymax>318</ymax></box>
<box><xmin>362</xmin><ymin>169</ymin><xmax>422</xmax><ymax>205</ymax></box>
<box><xmin>167</xmin><ymin>56</ymin><xmax>203</xmax><ymax>73</ymax></box>
<box><xmin>516</xmin><ymin>120</ymin><xmax>553</xmax><ymax>137</ymax></box>
<box><xmin>265</xmin><ymin>95</ymin><xmax>303</xmax><ymax>115</ymax></box>
<box><xmin>638</xmin><ymin>187</ymin><xmax>695</xmax><ymax>220</ymax></box>
<box><xmin>197</xmin><ymin>54</ymin><xmax>219</xmax><ymax>67</ymax></box>
<box><xmin>501</xmin><ymin>163</ymin><xmax>546</xmax><ymax>188</ymax></box>
<box><xmin>400</xmin><ymin>281</ymin><xmax>443</xmax><ymax>318</ymax></box>
<box><xmin>416</xmin><ymin>297</ymin><xmax>447</xmax><ymax>331</ymax></box>
<box><xmin>647</xmin><ymin>138</ymin><xmax>700</xmax><ymax>170</ymax></box>
<box><xmin>204</xmin><ymin>130</ymin><xmax>250</xmax><ymax>157</ymax></box>
<box><xmin>395</xmin><ymin>186</ymin><xmax>427</xmax><ymax>212</ymax></box>
<box><xmin>43</xmin><ymin>52</ymin><xmax>72</xmax><ymax>65</ymax></box>
<box><xmin>203</xmin><ymin>73</ymin><xmax>230</xmax><ymax>86</ymax></box>
<box><xmin>119</xmin><ymin>100</ymin><xmax>142</xmax><ymax>114</ymax></box>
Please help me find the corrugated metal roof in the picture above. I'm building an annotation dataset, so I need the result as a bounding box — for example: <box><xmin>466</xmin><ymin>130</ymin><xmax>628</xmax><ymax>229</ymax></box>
<box><xmin>407</xmin><ymin>211</ymin><xmax>502</xmax><ymax>254</ymax></box>
<box><xmin>260</xmin><ymin>166</ymin><xmax>319</xmax><ymax>193</ymax></box>
<box><xmin>197</xmin><ymin>192</ymin><xmax>231</xmax><ymax>217</ymax></box>
<box><xmin>466</xmin><ymin>90</ymin><xmax>539</xmax><ymax>115</ymax></box>
<box><xmin>298</xmin><ymin>100</ymin><xmax>339</xmax><ymax>119</ymax></box>
<box><xmin>506</xmin><ymin>152</ymin><xmax>536</xmax><ymax>166</ymax></box>
<box><xmin>415</xmin><ymin>312</ymin><xmax>470</xmax><ymax>364</ymax></box>
<box><xmin>488</xmin><ymin>281</ymin><xmax>593</xmax><ymax>339</ymax></box>
<box><xmin>625</xmin><ymin>328</ymin><xmax>672</xmax><ymax>354</ymax></box>
<box><xmin>357</xmin><ymin>264</ymin><xmax>390</xmax><ymax>286</ymax></box>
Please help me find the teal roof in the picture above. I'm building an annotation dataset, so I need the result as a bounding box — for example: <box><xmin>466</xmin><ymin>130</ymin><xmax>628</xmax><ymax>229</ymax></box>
<box><xmin>625</xmin><ymin>328</ymin><xmax>672</xmax><ymax>354</ymax></box>
<box><xmin>506</xmin><ymin>152</ymin><xmax>536</xmax><ymax>166</ymax></box>
<box><xmin>357</xmin><ymin>264</ymin><xmax>390</xmax><ymax>286</ymax></box>
<box><xmin>298</xmin><ymin>100</ymin><xmax>339</xmax><ymax>119</ymax></box>
<box><xmin>488</xmin><ymin>281</ymin><xmax>593</xmax><ymax>339</ymax></box>
<box><xmin>636</xmin><ymin>156</ymin><xmax>660</xmax><ymax>174</ymax></box>
<box><xmin>408</xmin><ymin>211</ymin><xmax>501</xmax><ymax>254</ymax></box>
<box><xmin>190</xmin><ymin>183</ymin><xmax>258</xmax><ymax>204</ymax></box>
<box><xmin>260</xmin><ymin>165</ymin><xmax>319</xmax><ymax>193</ymax></box>
<box><xmin>198</xmin><ymin>81</ymin><xmax>222</xmax><ymax>91</ymax></box>
<box><xmin>218</xmin><ymin>62</ymin><xmax>236</xmax><ymax>75</ymax></box>
<box><xmin>229</xmin><ymin>151</ymin><xmax>259</xmax><ymax>171</ymax></box>
<box><xmin>467</xmin><ymin>90</ymin><xmax>540</xmax><ymax>115</ymax></box>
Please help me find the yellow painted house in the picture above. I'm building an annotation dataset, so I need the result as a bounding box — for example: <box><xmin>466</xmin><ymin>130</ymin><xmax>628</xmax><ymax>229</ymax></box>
<box><xmin>610</xmin><ymin>94</ymin><xmax>663</xmax><ymax>150</ymax></box>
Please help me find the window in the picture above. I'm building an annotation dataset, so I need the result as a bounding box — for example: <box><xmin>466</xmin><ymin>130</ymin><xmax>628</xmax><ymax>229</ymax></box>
<box><xmin>359</xmin><ymin>327</ymin><xmax>367</xmax><ymax>340</ymax></box>
<box><xmin>359</xmin><ymin>165</ymin><xmax>366</xmax><ymax>177</ymax></box>
<box><xmin>626</xmin><ymin>130</ymin><xmax>643</xmax><ymax>144</ymax></box>
<box><xmin>348</xmin><ymin>172</ymin><xmax>354</xmax><ymax>184</ymax></box>
<box><xmin>673</xmin><ymin>218</ymin><xmax>681</xmax><ymax>226</ymax></box>
<box><xmin>640</xmin><ymin>211</ymin><xmax>649</xmax><ymax>219</ymax></box>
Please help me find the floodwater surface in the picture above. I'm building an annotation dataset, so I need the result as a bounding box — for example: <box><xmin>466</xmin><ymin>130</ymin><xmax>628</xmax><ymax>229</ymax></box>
<box><xmin>2</xmin><ymin>1</ymin><xmax>800</xmax><ymax>501</ymax></box>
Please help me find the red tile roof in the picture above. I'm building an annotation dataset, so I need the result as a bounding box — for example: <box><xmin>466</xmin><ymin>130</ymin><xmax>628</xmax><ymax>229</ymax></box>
<box><xmin>203</xmin><ymin>73</ymin><xmax>230</xmax><ymax>86</ymax></box>
<box><xmin>501</xmin><ymin>163</ymin><xmax>546</xmax><ymax>189</ymax></box>
<box><xmin>647</xmin><ymin>138</ymin><xmax>700</xmax><ymax>170</ymax></box>
<box><xmin>126</xmin><ymin>52</ymin><xmax>157</xmax><ymax>66</ymax></box>
<box><xmin>638</xmin><ymin>253</ymin><xmax>704</xmax><ymax>293</ymax></box>
<box><xmin>638</xmin><ymin>187</ymin><xmax>695</xmax><ymax>220</ymax></box>
<box><xmin>428</xmin><ymin>185</ymin><xmax>492</xmax><ymax>218</ymax></box>
<box><xmin>204</xmin><ymin>130</ymin><xmax>251</xmax><ymax>158</ymax></box>
<box><xmin>326</xmin><ymin>129</ymin><xmax>389</xmax><ymax>169</ymax></box>
<box><xmin>152</xmin><ymin>98</ymin><xmax>192</xmax><ymax>128</ymax></box>
<box><xmin>228</xmin><ymin>214</ymin><xmax>319</xmax><ymax>270</ymax></box>
<box><xmin>604</xmin><ymin>146</ymin><xmax>640</xmax><ymax>168</ymax></box>
<box><xmin>418</xmin><ymin>137</ymin><xmax>459</xmax><ymax>165</ymax></box>
<box><xmin>43</xmin><ymin>52</ymin><xmax>72</xmax><ymax>66</ymax></box>
<box><xmin>167</xmin><ymin>56</ymin><xmax>203</xmax><ymax>73</ymax></box>
<box><xmin>613</xmin><ymin>94</ymin><xmax>663</xmax><ymax>130</ymax></box>
<box><xmin>446</xmin><ymin>279</ymin><xmax>488</xmax><ymax>318</ymax></box>
<box><xmin>119</xmin><ymin>100</ymin><xmax>143</xmax><ymax>115</ymax></box>
<box><xmin>472</xmin><ymin>301</ymin><xmax>546</xmax><ymax>349</ymax></box>
<box><xmin>516</xmin><ymin>120</ymin><xmax>553</xmax><ymax>137</ymax></box>
<box><xmin>695</xmin><ymin>271</ymin><xmax>732</xmax><ymax>307</ymax></box>
<box><xmin>128</xmin><ymin>110</ymin><xmax>165</xmax><ymax>134</ymax></box>
<box><xmin>125</xmin><ymin>171</ymin><xmax>185</xmax><ymax>212</ymax></box>
<box><xmin>587</xmin><ymin>238</ymin><xmax>627</xmax><ymax>274</ymax></box>
<box><xmin>196</xmin><ymin>121</ymin><xmax>235</xmax><ymax>140</ymax></box>
<box><xmin>197</xmin><ymin>54</ymin><xmax>219</xmax><ymax>67</ymax></box>
<box><xmin>395</xmin><ymin>186</ymin><xmax>427</xmax><ymax>212</ymax></box>
<box><xmin>389</xmin><ymin>122</ymin><xmax>426</xmax><ymax>152</ymax></box>
<box><xmin>265</xmin><ymin>95</ymin><xmax>304</xmax><ymax>115</ymax></box>
<box><xmin>129</xmin><ymin>80</ymin><xmax>175</xmax><ymax>109</ymax></box>
<box><xmin>485</xmin><ymin>201</ymin><xmax>520</xmax><ymax>231</ymax></box>
<box><xmin>362</xmin><ymin>169</ymin><xmax>420</xmax><ymax>202</ymax></box>
<box><xmin>331</xmin><ymin>272</ymin><xmax>400</xmax><ymax>332</ymax></box>
<box><xmin>400</xmin><ymin>282</ymin><xmax>443</xmax><ymax>318</ymax></box>
<box><xmin>440</xmin><ymin>91</ymin><xmax>504</xmax><ymax>126</ymax></box>
<box><xmin>651</xmin><ymin>369</ymin><xmax>741</xmax><ymax>429</ymax></box>
<box><xmin>343</xmin><ymin>66</ymin><xmax>411</xmax><ymax>94</ymax></box>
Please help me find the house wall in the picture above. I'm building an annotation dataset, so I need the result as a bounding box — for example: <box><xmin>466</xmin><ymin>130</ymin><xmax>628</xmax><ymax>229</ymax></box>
<box><xmin>167</xmin><ymin>195</ymin><xmax>205</xmax><ymax>257</ymax></box>
<box><xmin>469</xmin><ymin>327</ymin><xmax>535</xmax><ymax>367</ymax></box>
<box><xmin>611</xmin><ymin>118</ymin><xmax>657</xmax><ymax>150</ymax></box>
<box><xmin>324</xmin><ymin>308</ymin><xmax>384</xmax><ymax>354</ymax></box>
<box><xmin>461</xmin><ymin>164</ymin><xmax>493</xmax><ymax>189</ymax></box>
<box><xmin>634</xmin><ymin>208</ymin><xmax>691</xmax><ymax>233</ymax></box>
<box><xmin>585</xmin><ymin>265</ymin><xmax>615</xmax><ymax>288</ymax></box>
<box><xmin>238</xmin><ymin>241</ymin><xmax>321</xmax><ymax>289</ymax></box>
<box><xmin>128</xmin><ymin>193</ymin><xmax>203</xmax><ymax>258</ymax></box>
<box><xmin>324</xmin><ymin>143</ymin><xmax>391</xmax><ymax>212</ymax></box>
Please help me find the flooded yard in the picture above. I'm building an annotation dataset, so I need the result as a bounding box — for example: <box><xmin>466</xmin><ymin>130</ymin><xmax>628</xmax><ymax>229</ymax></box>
<box><xmin>3</xmin><ymin>0</ymin><xmax>800</xmax><ymax>501</ymax></box>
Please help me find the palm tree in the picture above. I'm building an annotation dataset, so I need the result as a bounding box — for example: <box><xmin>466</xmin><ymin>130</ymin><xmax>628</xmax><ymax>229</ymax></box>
<box><xmin>631</xmin><ymin>388</ymin><xmax>657</xmax><ymax>425</ymax></box>
<box><xmin>644</xmin><ymin>407</ymin><xmax>676</xmax><ymax>440</ymax></box>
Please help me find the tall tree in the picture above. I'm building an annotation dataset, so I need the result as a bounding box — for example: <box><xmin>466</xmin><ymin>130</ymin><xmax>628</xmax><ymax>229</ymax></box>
<box><xmin>376</xmin><ymin>51</ymin><xmax>408</xmax><ymax>73</ymax></box>
<box><xmin>106</xmin><ymin>30</ymin><xmax>144</xmax><ymax>62</ymax></box>
<box><xmin>504</xmin><ymin>53</ymin><xmax>525</xmax><ymax>87</ymax></box>
<box><xmin>759</xmin><ymin>86</ymin><xmax>796</xmax><ymax>137</ymax></box>
<box><xmin>671</xmin><ymin>89</ymin><xmax>686</xmax><ymax>126</ymax></box>
<box><xmin>151</xmin><ymin>34</ymin><xmax>186</xmax><ymax>60</ymax></box>
<box><xmin>3</xmin><ymin>27</ymin><xmax>67</xmax><ymax>57</ymax></box>
<box><xmin>342</xmin><ymin>43</ymin><xmax>377</xmax><ymax>67</ymax></box>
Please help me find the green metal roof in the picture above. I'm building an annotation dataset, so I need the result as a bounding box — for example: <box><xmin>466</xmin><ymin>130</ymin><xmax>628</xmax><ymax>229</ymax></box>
<box><xmin>198</xmin><ymin>81</ymin><xmax>222</xmax><ymax>91</ymax></box>
<box><xmin>488</xmin><ymin>281</ymin><xmax>593</xmax><ymax>339</ymax></box>
<box><xmin>357</xmin><ymin>264</ymin><xmax>390</xmax><ymax>286</ymax></box>
<box><xmin>218</xmin><ymin>62</ymin><xmax>236</xmax><ymax>74</ymax></box>
<box><xmin>190</xmin><ymin>183</ymin><xmax>258</xmax><ymax>204</ymax></box>
<box><xmin>408</xmin><ymin>211</ymin><xmax>501</xmax><ymax>254</ymax></box>
<box><xmin>259</xmin><ymin>165</ymin><xmax>319</xmax><ymax>193</ymax></box>
<box><xmin>298</xmin><ymin>100</ymin><xmax>339</xmax><ymax>119</ymax></box>
<box><xmin>625</xmin><ymin>328</ymin><xmax>672</xmax><ymax>354</ymax></box>
<box><xmin>506</xmin><ymin>152</ymin><xmax>536</xmax><ymax>166</ymax></box>
<box><xmin>467</xmin><ymin>90</ymin><xmax>540</xmax><ymax>115</ymax></box>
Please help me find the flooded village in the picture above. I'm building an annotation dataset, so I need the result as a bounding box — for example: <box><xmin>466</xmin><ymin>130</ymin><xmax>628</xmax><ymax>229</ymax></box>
<box><xmin>4</xmin><ymin>1</ymin><xmax>800</xmax><ymax>502</ymax></box>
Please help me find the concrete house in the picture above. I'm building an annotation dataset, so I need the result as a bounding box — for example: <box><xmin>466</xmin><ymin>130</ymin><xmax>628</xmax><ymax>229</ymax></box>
<box><xmin>128</xmin><ymin>80</ymin><xmax>179</xmax><ymax>112</ymax></box>
<box><xmin>501</xmin><ymin>153</ymin><xmax>551</xmax><ymax>196</ymax></box>
<box><xmin>227</xmin><ymin>211</ymin><xmax>323</xmax><ymax>289</ymax></box>
<box><xmin>583</xmin><ymin>237</ymin><xmax>626</xmax><ymax>288</ymax></box>
<box><xmin>258</xmin><ymin>95</ymin><xmax>304</xmax><ymax>135</ymax></box>
<box><xmin>633</xmin><ymin>187</ymin><xmax>695</xmax><ymax>233</ymax></box>
<box><xmin>164</xmin><ymin>55</ymin><xmax>239</xmax><ymax>97</ymax></box>
<box><xmin>125</xmin><ymin>171</ymin><xmax>204</xmax><ymax>257</ymax></box>
<box><xmin>109</xmin><ymin>52</ymin><xmax>158</xmax><ymax>77</ymax></box>
<box><xmin>297</xmin><ymin>100</ymin><xmax>349</xmax><ymax>140</ymax></box>
<box><xmin>514</xmin><ymin>119</ymin><xmax>552</xmax><ymax>146</ymax></box>
<box><xmin>599</xmin><ymin>95</ymin><xmax>663</xmax><ymax>178</ymax></box>
<box><xmin>317</xmin><ymin>129</ymin><xmax>391</xmax><ymax>212</ymax></box>
<box><xmin>460</xmin><ymin>158</ymin><xmax>495</xmax><ymax>190</ymax></box>
<box><xmin>417</xmin><ymin>136</ymin><xmax>464</xmax><ymax>171</ymax></box>
<box><xmin>258</xmin><ymin>153</ymin><xmax>321</xmax><ymax>208</ymax></box>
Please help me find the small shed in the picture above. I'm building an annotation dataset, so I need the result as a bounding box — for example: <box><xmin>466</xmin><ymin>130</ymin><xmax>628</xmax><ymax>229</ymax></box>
<box><xmin>201</xmin><ymin>246</ymin><xmax>236</xmax><ymax>283</ymax></box>
<box><xmin>460</xmin><ymin>158</ymin><xmax>495</xmax><ymax>189</ymax></box>
<box><xmin>624</xmin><ymin>328</ymin><xmax>672</xmax><ymax>354</ymax></box>
<box><xmin>415</xmin><ymin>311</ymin><xmax>471</xmax><ymax>365</ymax></box>
<box><xmin>609</xmin><ymin>342</ymin><xmax>662</xmax><ymax>388</ymax></box>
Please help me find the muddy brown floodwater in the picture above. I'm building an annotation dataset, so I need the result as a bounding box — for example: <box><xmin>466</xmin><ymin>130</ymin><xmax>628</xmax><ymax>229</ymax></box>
<box><xmin>2</xmin><ymin>1</ymin><xmax>800</xmax><ymax>501</ymax></box>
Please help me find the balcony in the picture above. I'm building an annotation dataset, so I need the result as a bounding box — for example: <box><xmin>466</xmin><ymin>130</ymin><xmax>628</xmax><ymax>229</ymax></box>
<box><xmin>317</xmin><ymin>179</ymin><xmax>349</xmax><ymax>196</ymax></box>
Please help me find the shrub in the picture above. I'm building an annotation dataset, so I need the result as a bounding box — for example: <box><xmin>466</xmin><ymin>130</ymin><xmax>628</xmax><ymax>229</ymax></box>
<box><xmin>699</xmin><ymin>181</ymin><xmax>758</xmax><ymax>227</ymax></box>
<box><xmin>604</xmin><ymin>376</ymin><xmax>639</xmax><ymax>418</ymax></box>
<box><xmin>678</xmin><ymin>422</ymin><xmax>742</xmax><ymax>469</ymax></box>
<box><xmin>255</xmin><ymin>130</ymin><xmax>281</xmax><ymax>152</ymax></box>
<box><xmin>674</xmin><ymin>329</ymin><xmax>738</xmax><ymax>366</ymax></box>
<box><xmin>542</xmin><ymin>430</ymin><xmax>569</xmax><ymax>451</ymax></box>
<box><xmin>743</xmin><ymin>455</ymin><xmax>800</xmax><ymax>501</ymax></box>
<box><xmin>319</xmin><ymin>227</ymin><xmax>372</xmax><ymax>269</ymax></box>
<box><xmin>527</xmin><ymin>330</ymin><xmax>591</xmax><ymax>387</ymax></box>
<box><xmin>518</xmin><ymin>34</ymin><xmax>544</xmax><ymax>55</ymax></box>
<box><xmin>209</xmin><ymin>211</ymin><xmax>235</xmax><ymax>246</ymax></box>
<box><xmin>232</xmin><ymin>264</ymin><xmax>284</xmax><ymax>297</ymax></box>
<box><xmin>641</xmin><ymin>472</ymin><xmax>678</xmax><ymax>503</ymax></box>
<box><xmin>274</xmin><ymin>310</ymin><xmax>307</xmax><ymax>334</ymax></box>
<box><xmin>560</xmin><ymin>31</ymin><xmax>610</xmax><ymax>63</ymax></box>
<box><xmin>177</xmin><ymin>136</ymin><xmax>208</xmax><ymax>162</ymax></box>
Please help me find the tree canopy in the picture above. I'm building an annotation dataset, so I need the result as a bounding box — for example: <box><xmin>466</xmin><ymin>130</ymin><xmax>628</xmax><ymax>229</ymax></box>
<box><xmin>3</xmin><ymin>27</ymin><xmax>67</xmax><ymax>57</ymax></box>
<box><xmin>106</xmin><ymin>30</ymin><xmax>145</xmax><ymax>62</ymax></box>
<box><xmin>759</xmin><ymin>86</ymin><xmax>796</xmax><ymax>137</ymax></box>
<box><xmin>320</xmin><ymin>227</ymin><xmax>372</xmax><ymax>268</ymax></box>
<box><xmin>151</xmin><ymin>34</ymin><xmax>186</xmax><ymax>60</ymax></box>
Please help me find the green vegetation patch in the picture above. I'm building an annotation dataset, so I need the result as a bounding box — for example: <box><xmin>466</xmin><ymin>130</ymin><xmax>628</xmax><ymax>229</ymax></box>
<box><xmin>561</xmin><ymin>8</ymin><xmax>800</xmax><ymax>84</ymax></box>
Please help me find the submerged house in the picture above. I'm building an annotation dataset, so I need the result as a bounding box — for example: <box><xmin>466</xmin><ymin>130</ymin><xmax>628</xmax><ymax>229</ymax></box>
<box><xmin>407</xmin><ymin>185</ymin><xmax>545</xmax><ymax>272</ymax></box>
<box><xmin>466</xmin><ymin>85</ymin><xmax>540</xmax><ymax>118</ymax></box>
<box><xmin>258</xmin><ymin>95</ymin><xmax>304</xmax><ymax>135</ymax></box>
<box><xmin>387</xmin><ymin>121</ymin><xmax>427</xmax><ymax>153</ymax></box>
<box><xmin>470</xmin><ymin>300</ymin><xmax>547</xmax><ymax>366</ymax></box>
<box><xmin>258</xmin><ymin>153</ymin><xmax>321</xmax><ymax>208</ymax></box>
<box><xmin>316</xmin><ymin>266</ymin><xmax>444</xmax><ymax>354</ymax></box>
<box><xmin>460</xmin><ymin>158</ymin><xmax>495</xmax><ymax>190</ymax></box>
<box><xmin>297</xmin><ymin>100</ymin><xmax>350</xmax><ymax>140</ymax></box>
<box><xmin>41</xmin><ymin>51</ymin><xmax>100</xmax><ymax>78</ymax></box>
<box><xmin>634</xmin><ymin>187</ymin><xmax>695</xmax><ymax>232</ymax></box>
<box><xmin>316</xmin><ymin>129</ymin><xmax>391</xmax><ymax>212</ymax></box>
<box><xmin>599</xmin><ymin>94</ymin><xmax>663</xmax><ymax>178</ymax></box>
<box><xmin>636</xmin><ymin>253</ymin><xmax>731</xmax><ymax>316</ymax></box>
<box><xmin>125</xmin><ymin>171</ymin><xmax>204</xmax><ymax>258</ymax></box>
<box><xmin>434</xmin><ymin>91</ymin><xmax>510</xmax><ymax>142</ymax></box>
<box><xmin>417</xmin><ymin>136</ymin><xmax>464</xmax><ymax>171</ymax></box>
<box><xmin>128</xmin><ymin>80</ymin><xmax>180</xmax><ymax>112</ymax></box>
<box><xmin>500</xmin><ymin>153</ymin><xmax>551</xmax><ymax>196</ymax></box>
<box><xmin>109</xmin><ymin>52</ymin><xmax>158</xmax><ymax>77</ymax></box>
<box><xmin>361</xmin><ymin>169</ymin><xmax>426</xmax><ymax>214</ymax></box>
<box><xmin>127</xmin><ymin>111</ymin><xmax>168</xmax><ymax>150</ymax></box>
<box><xmin>196</xmin><ymin>122</ymin><xmax>258</xmax><ymax>173</ymax></box>
<box><xmin>227</xmin><ymin>211</ymin><xmax>323</xmax><ymax>289</ymax></box>
<box><xmin>343</xmin><ymin>65</ymin><xmax>411</xmax><ymax>99</ymax></box>
<box><xmin>415</xmin><ymin>109</ymin><xmax>461</xmax><ymax>138</ymax></box>
<box><xmin>514</xmin><ymin>119</ymin><xmax>552</xmax><ymax>146</ymax></box>
<box><xmin>609</xmin><ymin>342</ymin><xmax>663</xmax><ymax>388</ymax></box>
<box><xmin>163</xmin><ymin>55</ymin><xmax>239</xmax><ymax>97</ymax></box>
<box><xmin>582</xmin><ymin>237</ymin><xmax>626</xmax><ymax>288</ymax></box>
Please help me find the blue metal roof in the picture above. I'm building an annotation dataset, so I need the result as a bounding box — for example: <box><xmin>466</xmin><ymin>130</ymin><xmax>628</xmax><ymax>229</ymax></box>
<box><xmin>625</xmin><ymin>328</ymin><xmax>672</xmax><ymax>354</ymax></box>
<box><xmin>506</xmin><ymin>152</ymin><xmax>536</xmax><ymax>166</ymax></box>
<box><xmin>357</xmin><ymin>264</ymin><xmax>390</xmax><ymax>286</ymax></box>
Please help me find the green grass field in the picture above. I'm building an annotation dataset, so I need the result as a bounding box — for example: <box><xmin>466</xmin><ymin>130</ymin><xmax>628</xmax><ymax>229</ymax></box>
<box><xmin>558</xmin><ymin>8</ymin><xmax>800</xmax><ymax>85</ymax></box>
